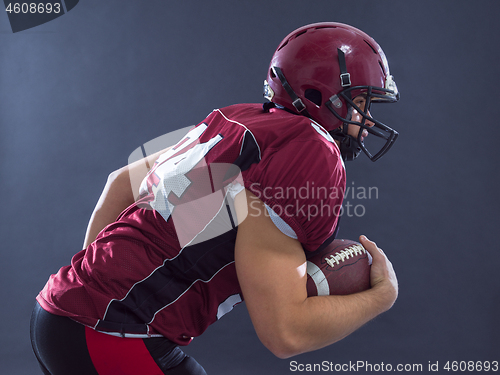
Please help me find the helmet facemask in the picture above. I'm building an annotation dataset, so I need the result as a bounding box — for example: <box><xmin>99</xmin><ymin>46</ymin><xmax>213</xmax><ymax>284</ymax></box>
<box><xmin>327</xmin><ymin>82</ymin><xmax>399</xmax><ymax>162</ymax></box>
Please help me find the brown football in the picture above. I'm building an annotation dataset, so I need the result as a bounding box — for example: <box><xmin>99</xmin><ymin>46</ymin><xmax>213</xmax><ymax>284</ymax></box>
<box><xmin>306</xmin><ymin>239</ymin><xmax>371</xmax><ymax>296</ymax></box>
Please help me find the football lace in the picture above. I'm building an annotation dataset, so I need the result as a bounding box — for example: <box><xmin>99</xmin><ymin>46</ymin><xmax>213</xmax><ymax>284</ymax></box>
<box><xmin>325</xmin><ymin>245</ymin><xmax>366</xmax><ymax>268</ymax></box>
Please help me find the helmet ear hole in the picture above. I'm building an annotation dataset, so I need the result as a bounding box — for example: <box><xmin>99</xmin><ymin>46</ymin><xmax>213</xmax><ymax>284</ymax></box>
<box><xmin>304</xmin><ymin>89</ymin><xmax>322</xmax><ymax>107</ymax></box>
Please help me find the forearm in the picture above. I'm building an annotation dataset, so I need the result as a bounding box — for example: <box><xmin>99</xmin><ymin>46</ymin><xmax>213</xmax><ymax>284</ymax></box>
<box><xmin>287</xmin><ymin>287</ymin><xmax>393</xmax><ymax>356</ymax></box>
<box><xmin>251</xmin><ymin>283</ymin><xmax>393</xmax><ymax>359</ymax></box>
<box><xmin>82</xmin><ymin>168</ymin><xmax>135</xmax><ymax>248</ymax></box>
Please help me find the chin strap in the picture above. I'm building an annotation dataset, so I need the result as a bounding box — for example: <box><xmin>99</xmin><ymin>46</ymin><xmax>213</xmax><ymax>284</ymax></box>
<box><xmin>328</xmin><ymin>48</ymin><xmax>363</xmax><ymax>162</ymax></box>
<box><xmin>272</xmin><ymin>66</ymin><xmax>312</xmax><ymax>118</ymax></box>
<box><xmin>336</xmin><ymin>48</ymin><xmax>354</xmax><ymax>152</ymax></box>
<box><xmin>337</xmin><ymin>48</ymin><xmax>351</xmax><ymax>90</ymax></box>
<box><xmin>329</xmin><ymin>129</ymin><xmax>362</xmax><ymax>162</ymax></box>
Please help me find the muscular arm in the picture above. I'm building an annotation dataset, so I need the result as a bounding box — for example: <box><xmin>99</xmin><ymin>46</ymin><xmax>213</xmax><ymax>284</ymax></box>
<box><xmin>82</xmin><ymin>146</ymin><xmax>172</xmax><ymax>248</ymax></box>
<box><xmin>234</xmin><ymin>190</ymin><xmax>398</xmax><ymax>359</ymax></box>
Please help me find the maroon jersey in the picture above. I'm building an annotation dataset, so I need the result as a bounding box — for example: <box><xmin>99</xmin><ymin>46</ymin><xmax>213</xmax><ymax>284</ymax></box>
<box><xmin>37</xmin><ymin>103</ymin><xmax>346</xmax><ymax>345</ymax></box>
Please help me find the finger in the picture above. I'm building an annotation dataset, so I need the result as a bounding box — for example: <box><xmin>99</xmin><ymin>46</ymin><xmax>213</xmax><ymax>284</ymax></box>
<box><xmin>359</xmin><ymin>235</ymin><xmax>379</xmax><ymax>254</ymax></box>
<box><xmin>359</xmin><ymin>235</ymin><xmax>384</xmax><ymax>264</ymax></box>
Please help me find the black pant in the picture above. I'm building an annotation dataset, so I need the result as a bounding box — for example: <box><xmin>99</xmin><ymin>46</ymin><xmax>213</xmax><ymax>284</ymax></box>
<box><xmin>30</xmin><ymin>302</ymin><xmax>207</xmax><ymax>375</ymax></box>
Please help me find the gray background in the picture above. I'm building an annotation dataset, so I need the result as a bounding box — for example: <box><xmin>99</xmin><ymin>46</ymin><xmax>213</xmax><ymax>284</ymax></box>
<box><xmin>1</xmin><ymin>1</ymin><xmax>499</xmax><ymax>374</ymax></box>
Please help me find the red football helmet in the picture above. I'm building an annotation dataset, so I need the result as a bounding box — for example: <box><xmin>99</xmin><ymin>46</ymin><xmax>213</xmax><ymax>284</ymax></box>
<box><xmin>264</xmin><ymin>22</ymin><xmax>399</xmax><ymax>161</ymax></box>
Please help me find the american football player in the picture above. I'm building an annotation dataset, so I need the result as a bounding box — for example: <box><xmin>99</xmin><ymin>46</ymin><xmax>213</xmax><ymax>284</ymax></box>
<box><xmin>30</xmin><ymin>22</ymin><xmax>399</xmax><ymax>374</ymax></box>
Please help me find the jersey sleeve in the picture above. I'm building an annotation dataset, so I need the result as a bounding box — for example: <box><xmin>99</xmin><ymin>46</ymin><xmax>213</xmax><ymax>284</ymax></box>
<box><xmin>244</xmin><ymin>138</ymin><xmax>345</xmax><ymax>252</ymax></box>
